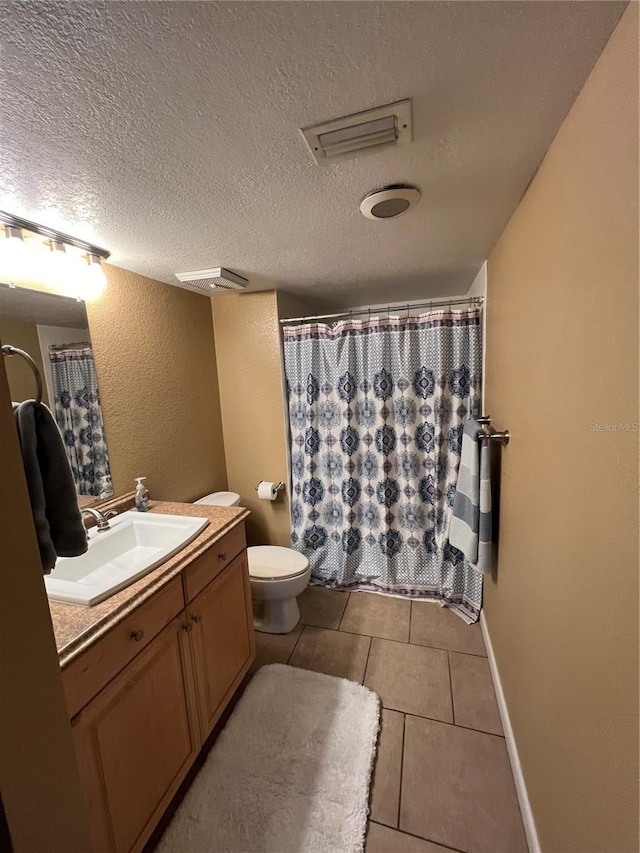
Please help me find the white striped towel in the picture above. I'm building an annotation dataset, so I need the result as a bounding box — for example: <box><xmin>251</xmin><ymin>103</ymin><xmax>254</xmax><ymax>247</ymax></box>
<box><xmin>448</xmin><ymin>418</ymin><xmax>492</xmax><ymax>574</ymax></box>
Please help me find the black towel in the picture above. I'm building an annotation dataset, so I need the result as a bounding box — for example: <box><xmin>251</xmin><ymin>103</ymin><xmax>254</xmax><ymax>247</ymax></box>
<box><xmin>13</xmin><ymin>400</ymin><xmax>88</xmax><ymax>573</ymax></box>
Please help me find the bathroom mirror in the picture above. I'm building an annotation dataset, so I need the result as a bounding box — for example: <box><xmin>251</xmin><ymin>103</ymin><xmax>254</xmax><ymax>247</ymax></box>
<box><xmin>0</xmin><ymin>283</ymin><xmax>112</xmax><ymax>508</ymax></box>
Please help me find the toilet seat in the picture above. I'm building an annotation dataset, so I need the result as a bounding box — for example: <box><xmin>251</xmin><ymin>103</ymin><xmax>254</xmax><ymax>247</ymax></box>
<box><xmin>248</xmin><ymin>546</ymin><xmax>309</xmax><ymax>580</ymax></box>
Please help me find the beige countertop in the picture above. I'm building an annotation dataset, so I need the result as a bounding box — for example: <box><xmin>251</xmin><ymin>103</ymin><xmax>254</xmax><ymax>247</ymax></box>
<box><xmin>49</xmin><ymin>501</ymin><xmax>250</xmax><ymax>669</ymax></box>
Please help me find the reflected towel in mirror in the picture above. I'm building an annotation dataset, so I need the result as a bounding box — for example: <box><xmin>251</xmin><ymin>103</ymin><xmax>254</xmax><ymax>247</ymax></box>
<box><xmin>12</xmin><ymin>400</ymin><xmax>88</xmax><ymax>573</ymax></box>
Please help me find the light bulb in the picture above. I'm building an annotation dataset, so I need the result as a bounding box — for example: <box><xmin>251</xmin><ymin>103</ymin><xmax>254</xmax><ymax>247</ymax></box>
<box><xmin>0</xmin><ymin>225</ymin><xmax>28</xmax><ymax>282</ymax></box>
<box><xmin>47</xmin><ymin>239</ymin><xmax>75</xmax><ymax>292</ymax></box>
<box><xmin>81</xmin><ymin>253</ymin><xmax>107</xmax><ymax>300</ymax></box>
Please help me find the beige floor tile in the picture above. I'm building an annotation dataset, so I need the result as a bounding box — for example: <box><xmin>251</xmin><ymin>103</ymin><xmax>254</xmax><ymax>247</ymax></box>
<box><xmin>401</xmin><ymin>716</ymin><xmax>527</xmax><ymax>853</ymax></box>
<box><xmin>366</xmin><ymin>822</ymin><xmax>452</xmax><ymax>853</ymax></box>
<box><xmin>364</xmin><ymin>639</ymin><xmax>452</xmax><ymax>722</ymax></box>
<box><xmin>410</xmin><ymin>601</ymin><xmax>486</xmax><ymax>656</ymax></box>
<box><xmin>250</xmin><ymin>624</ymin><xmax>303</xmax><ymax>673</ymax></box>
<box><xmin>288</xmin><ymin>625</ymin><xmax>371</xmax><ymax>682</ymax></box>
<box><xmin>341</xmin><ymin>592</ymin><xmax>411</xmax><ymax>642</ymax></box>
<box><xmin>450</xmin><ymin>652</ymin><xmax>503</xmax><ymax>736</ymax></box>
<box><xmin>369</xmin><ymin>709</ymin><xmax>404</xmax><ymax>828</ymax></box>
<box><xmin>298</xmin><ymin>585</ymin><xmax>350</xmax><ymax>629</ymax></box>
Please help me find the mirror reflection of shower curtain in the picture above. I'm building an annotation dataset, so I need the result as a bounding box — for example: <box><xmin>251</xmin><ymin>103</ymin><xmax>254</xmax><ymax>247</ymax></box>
<box><xmin>283</xmin><ymin>308</ymin><xmax>483</xmax><ymax>623</ymax></box>
<box><xmin>49</xmin><ymin>344</ymin><xmax>112</xmax><ymax>497</ymax></box>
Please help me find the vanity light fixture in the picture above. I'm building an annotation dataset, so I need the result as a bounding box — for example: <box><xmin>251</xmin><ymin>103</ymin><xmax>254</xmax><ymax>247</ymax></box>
<box><xmin>0</xmin><ymin>210</ymin><xmax>110</xmax><ymax>300</ymax></box>
<box><xmin>0</xmin><ymin>211</ymin><xmax>110</xmax><ymax>259</ymax></box>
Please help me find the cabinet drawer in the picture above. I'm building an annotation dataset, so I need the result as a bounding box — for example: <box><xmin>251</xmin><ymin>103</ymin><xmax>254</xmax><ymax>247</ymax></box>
<box><xmin>63</xmin><ymin>576</ymin><xmax>185</xmax><ymax>718</ymax></box>
<box><xmin>183</xmin><ymin>522</ymin><xmax>246</xmax><ymax>602</ymax></box>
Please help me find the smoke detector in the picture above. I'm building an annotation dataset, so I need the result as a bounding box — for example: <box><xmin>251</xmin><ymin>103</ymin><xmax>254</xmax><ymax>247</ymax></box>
<box><xmin>301</xmin><ymin>99</ymin><xmax>412</xmax><ymax>165</ymax></box>
<box><xmin>173</xmin><ymin>267</ymin><xmax>248</xmax><ymax>295</ymax></box>
<box><xmin>360</xmin><ymin>184</ymin><xmax>421</xmax><ymax>220</ymax></box>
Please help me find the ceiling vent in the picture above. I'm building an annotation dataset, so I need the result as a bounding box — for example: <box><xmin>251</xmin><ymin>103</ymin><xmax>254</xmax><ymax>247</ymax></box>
<box><xmin>301</xmin><ymin>99</ymin><xmax>412</xmax><ymax>165</ymax></box>
<box><xmin>360</xmin><ymin>185</ymin><xmax>421</xmax><ymax>220</ymax></box>
<box><xmin>173</xmin><ymin>267</ymin><xmax>248</xmax><ymax>295</ymax></box>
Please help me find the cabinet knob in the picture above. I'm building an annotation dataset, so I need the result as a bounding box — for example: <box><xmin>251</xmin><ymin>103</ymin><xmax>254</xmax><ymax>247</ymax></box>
<box><xmin>191</xmin><ymin>614</ymin><xmax>202</xmax><ymax>624</ymax></box>
<box><xmin>182</xmin><ymin>622</ymin><xmax>193</xmax><ymax>633</ymax></box>
<box><xmin>130</xmin><ymin>630</ymin><xmax>144</xmax><ymax>642</ymax></box>
<box><xmin>218</xmin><ymin>552</ymin><xmax>227</xmax><ymax>560</ymax></box>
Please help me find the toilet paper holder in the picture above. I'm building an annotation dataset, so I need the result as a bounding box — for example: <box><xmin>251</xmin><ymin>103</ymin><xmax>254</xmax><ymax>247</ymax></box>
<box><xmin>255</xmin><ymin>481</ymin><xmax>286</xmax><ymax>494</ymax></box>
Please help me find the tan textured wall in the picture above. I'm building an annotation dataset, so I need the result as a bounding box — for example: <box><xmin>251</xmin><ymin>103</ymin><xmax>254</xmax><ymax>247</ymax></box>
<box><xmin>483</xmin><ymin>7</ymin><xmax>639</xmax><ymax>852</ymax></box>
<box><xmin>0</xmin><ymin>317</ymin><xmax>50</xmax><ymax>407</ymax></box>
<box><xmin>0</xmin><ymin>362</ymin><xmax>91</xmax><ymax>852</ymax></box>
<box><xmin>86</xmin><ymin>264</ymin><xmax>227</xmax><ymax>501</ymax></box>
<box><xmin>212</xmin><ymin>291</ymin><xmax>291</xmax><ymax>546</ymax></box>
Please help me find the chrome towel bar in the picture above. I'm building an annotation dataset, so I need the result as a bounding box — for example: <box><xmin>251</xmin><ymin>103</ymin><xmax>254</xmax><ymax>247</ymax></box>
<box><xmin>477</xmin><ymin>415</ymin><xmax>510</xmax><ymax>445</ymax></box>
<box><xmin>2</xmin><ymin>344</ymin><xmax>43</xmax><ymax>405</ymax></box>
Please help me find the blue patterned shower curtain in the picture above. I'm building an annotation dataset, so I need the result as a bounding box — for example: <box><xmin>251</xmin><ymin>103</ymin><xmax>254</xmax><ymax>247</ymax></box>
<box><xmin>49</xmin><ymin>344</ymin><xmax>112</xmax><ymax>497</ymax></box>
<box><xmin>283</xmin><ymin>308</ymin><xmax>483</xmax><ymax>623</ymax></box>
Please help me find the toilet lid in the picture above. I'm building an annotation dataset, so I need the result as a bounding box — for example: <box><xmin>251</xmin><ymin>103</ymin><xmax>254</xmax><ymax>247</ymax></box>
<box><xmin>195</xmin><ymin>491</ymin><xmax>240</xmax><ymax>507</ymax></box>
<box><xmin>248</xmin><ymin>546</ymin><xmax>309</xmax><ymax>580</ymax></box>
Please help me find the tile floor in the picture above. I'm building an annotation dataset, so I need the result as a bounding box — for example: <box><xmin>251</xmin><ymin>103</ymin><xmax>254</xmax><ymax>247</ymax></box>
<box><xmin>251</xmin><ymin>587</ymin><xmax>528</xmax><ymax>853</ymax></box>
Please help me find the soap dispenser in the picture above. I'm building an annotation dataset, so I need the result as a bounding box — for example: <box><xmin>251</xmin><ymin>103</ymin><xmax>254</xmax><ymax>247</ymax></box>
<box><xmin>135</xmin><ymin>477</ymin><xmax>150</xmax><ymax>512</ymax></box>
<box><xmin>99</xmin><ymin>473</ymin><xmax>113</xmax><ymax>500</ymax></box>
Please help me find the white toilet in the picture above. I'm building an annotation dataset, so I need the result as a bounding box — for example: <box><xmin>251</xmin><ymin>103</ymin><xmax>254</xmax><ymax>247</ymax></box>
<box><xmin>193</xmin><ymin>491</ymin><xmax>310</xmax><ymax>634</ymax></box>
<box><xmin>248</xmin><ymin>546</ymin><xmax>310</xmax><ymax>634</ymax></box>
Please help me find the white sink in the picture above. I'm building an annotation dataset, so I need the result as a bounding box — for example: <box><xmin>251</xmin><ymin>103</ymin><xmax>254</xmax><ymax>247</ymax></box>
<box><xmin>45</xmin><ymin>511</ymin><xmax>208</xmax><ymax>606</ymax></box>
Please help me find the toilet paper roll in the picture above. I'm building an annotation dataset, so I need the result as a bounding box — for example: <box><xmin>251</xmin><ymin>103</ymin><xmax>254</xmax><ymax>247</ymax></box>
<box><xmin>257</xmin><ymin>481</ymin><xmax>278</xmax><ymax>501</ymax></box>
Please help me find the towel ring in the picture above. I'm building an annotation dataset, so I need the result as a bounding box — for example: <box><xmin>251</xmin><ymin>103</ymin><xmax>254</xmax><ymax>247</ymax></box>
<box><xmin>1</xmin><ymin>344</ymin><xmax>43</xmax><ymax>405</ymax></box>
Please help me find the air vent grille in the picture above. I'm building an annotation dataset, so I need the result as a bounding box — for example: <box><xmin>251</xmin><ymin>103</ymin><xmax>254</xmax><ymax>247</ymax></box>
<box><xmin>301</xmin><ymin>99</ymin><xmax>412</xmax><ymax>165</ymax></box>
<box><xmin>173</xmin><ymin>267</ymin><xmax>248</xmax><ymax>295</ymax></box>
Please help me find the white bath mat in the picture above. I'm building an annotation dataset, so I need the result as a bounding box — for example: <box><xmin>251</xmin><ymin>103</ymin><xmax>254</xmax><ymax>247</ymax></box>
<box><xmin>156</xmin><ymin>663</ymin><xmax>380</xmax><ymax>853</ymax></box>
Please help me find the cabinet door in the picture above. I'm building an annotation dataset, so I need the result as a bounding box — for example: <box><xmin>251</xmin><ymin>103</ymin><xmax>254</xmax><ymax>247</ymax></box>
<box><xmin>72</xmin><ymin>616</ymin><xmax>199</xmax><ymax>853</ymax></box>
<box><xmin>189</xmin><ymin>551</ymin><xmax>255</xmax><ymax>739</ymax></box>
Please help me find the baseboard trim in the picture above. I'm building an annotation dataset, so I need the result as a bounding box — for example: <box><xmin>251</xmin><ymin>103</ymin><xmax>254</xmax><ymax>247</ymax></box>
<box><xmin>480</xmin><ymin>611</ymin><xmax>541</xmax><ymax>853</ymax></box>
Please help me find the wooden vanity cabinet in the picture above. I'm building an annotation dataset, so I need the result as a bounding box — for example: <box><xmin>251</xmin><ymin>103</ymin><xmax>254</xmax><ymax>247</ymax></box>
<box><xmin>67</xmin><ymin>522</ymin><xmax>255</xmax><ymax>853</ymax></box>
<box><xmin>71</xmin><ymin>616</ymin><xmax>199</xmax><ymax>853</ymax></box>
<box><xmin>187</xmin><ymin>550</ymin><xmax>255</xmax><ymax>740</ymax></box>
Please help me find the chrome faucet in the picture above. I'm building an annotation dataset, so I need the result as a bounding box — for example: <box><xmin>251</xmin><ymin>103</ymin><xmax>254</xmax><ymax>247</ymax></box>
<box><xmin>81</xmin><ymin>507</ymin><xmax>117</xmax><ymax>532</ymax></box>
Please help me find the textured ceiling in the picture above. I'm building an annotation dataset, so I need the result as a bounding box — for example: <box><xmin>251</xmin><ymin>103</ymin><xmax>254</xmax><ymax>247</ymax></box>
<box><xmin>0</xmin><ymin>1</ymin><xmax>625</xmax><ymax>309</ymax></box>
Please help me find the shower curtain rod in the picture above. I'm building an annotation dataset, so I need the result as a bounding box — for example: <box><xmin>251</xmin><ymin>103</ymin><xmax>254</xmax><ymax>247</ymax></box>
<box><xmin>48</xmin><ymin>342</ymin><xmax>92</xmax><ymax>352</ymax></box>
<box><xmin>279</xmin><ymin>295</ymin><xmax>483</xmax><ymax>325</ymax></box>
